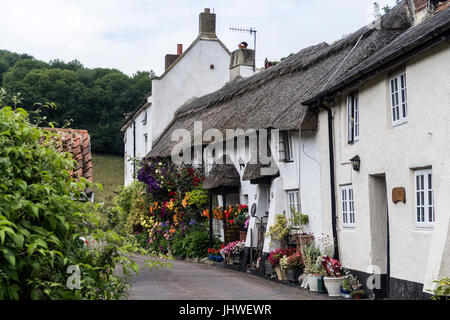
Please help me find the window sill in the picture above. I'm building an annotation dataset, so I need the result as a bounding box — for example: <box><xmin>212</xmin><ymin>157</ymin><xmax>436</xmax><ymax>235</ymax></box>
<box><xmin>342</xmin><ymin>225</ymin><xmax>356</xmax><ymax>230</ymax></box>
<box><xmin>415</xmin><ymin>226</ymin><xmax>434</xmax><ymax>231</ymax></box>
<box><xmin>392</xmin><ymin>120</ymin><xmax>407</xmax><ymax>128</ymax></box>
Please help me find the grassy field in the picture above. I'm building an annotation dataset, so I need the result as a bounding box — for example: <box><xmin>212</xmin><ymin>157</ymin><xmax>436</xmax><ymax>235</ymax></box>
<box><xmin>91</xmin><ymin>153</ymin><xmax>124</xmax><ymax>206</ymax></box>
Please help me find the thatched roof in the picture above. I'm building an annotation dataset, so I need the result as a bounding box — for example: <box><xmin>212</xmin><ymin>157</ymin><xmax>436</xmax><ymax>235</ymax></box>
<box><xmin>304</xmin><ymin>4</ymin><xmax>450</xmax><ymax>105</ymax></box>
<box><xmin>149</xmin><ymin>2</ymin><xmax>412</xmax><ymax>158</ymax></box>
<box><xmin>202</xmin><ymin>154</ymin><xmax>240</xmax><ymax>190</ymax></box>
<box><xmin>242</xmin><ymin>152</ymin><xmax>279</xmax><ymax>183</ymax></box>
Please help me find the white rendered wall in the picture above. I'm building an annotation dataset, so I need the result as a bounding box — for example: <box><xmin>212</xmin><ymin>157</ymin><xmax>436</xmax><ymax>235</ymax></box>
<box><xmin>150</xmin><ymin>39</ymin><xmax>230</xmax><ymax>144</ymax></box>
<box><xmin>316</xmin><ymin>43</ymin><xmax>450</xmax><ymax>286</ymax></box>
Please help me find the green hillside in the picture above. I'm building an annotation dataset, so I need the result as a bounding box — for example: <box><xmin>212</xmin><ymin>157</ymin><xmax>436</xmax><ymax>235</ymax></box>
<box><xmin>92</xmin><ymin>153</ymin><xmax>124</xmax><ymax>206</ymax></box>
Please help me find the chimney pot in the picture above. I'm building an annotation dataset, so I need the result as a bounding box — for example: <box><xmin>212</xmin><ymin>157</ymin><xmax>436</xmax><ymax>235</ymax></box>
<box><xmin>177</xmin><ymin>44</ymin><xmax>183</xmax><ymax>55</ymax></box>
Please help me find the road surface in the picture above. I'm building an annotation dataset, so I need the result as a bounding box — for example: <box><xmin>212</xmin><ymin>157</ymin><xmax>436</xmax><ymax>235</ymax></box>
<box><xmin>127</xmin><ymin>256</ymin><xmax>330</xmax><ymax>300</ymax></box>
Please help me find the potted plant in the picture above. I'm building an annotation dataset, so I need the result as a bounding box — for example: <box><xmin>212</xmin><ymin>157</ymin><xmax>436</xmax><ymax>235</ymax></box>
<box><xmin>267</xmin><ymin>248</ymin><xmax>296</xmax><ymax>281</ymax></box>
<box><xmin>299</xmin><ymin>241</ymin><xmax>324</xmax><ymax>292</ymax></box>
<box><xmin>321</xmin><ymin>256</ymin><xmax>348</xmax><ymax>297</ymax></box>
<box><xmin>266</xmin><ymin>214</ymin><xmax>290</xmax><ymax>247</ymax></box>
<box><xmin>280</xmin><ymin>251</ymin><xmax>304</xmax><ymax>283</ymax></box>
<box><xmin>341</xmin><ymin>277</ymin><xmax>352</xmax><ymax>299</ymax></box>
<box><xmin>220</xmin><ymin>240</ymin><xmax>245</xmax><ymax>265</ymax></box>
<box><xmin>289</xmin><ymin>208</ymin><xmax>312</xmax><ymax>248</ymax></box>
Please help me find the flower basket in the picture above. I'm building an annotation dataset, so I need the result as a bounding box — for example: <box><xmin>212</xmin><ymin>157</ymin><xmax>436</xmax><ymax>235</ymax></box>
<box><xmin>275</xmin><ymin>266</ymin><xmax>287</xmax><ymax>281</ymax></box>
<box><xmin>239</xmin><ymin>231</ymin><xmax>247</xmax><ymax>241</ymax></box>
<box><xmin>323</xmin><ymin>276</ymin><xmax>348</xmax><ymax>297</ymax></box>
<box><xmin>285</xmin><ymin>267</ymin><xmax>303</xmax><ymax>283</ymax></box>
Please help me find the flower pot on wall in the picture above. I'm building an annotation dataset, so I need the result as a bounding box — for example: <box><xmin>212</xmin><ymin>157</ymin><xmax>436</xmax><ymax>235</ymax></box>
<box><xmin>308</xmin><ymin>274</ymin><xmax>321</xmax><ymax>292</ymax></box>
<box><xmin>274</xmin><ymin>266</ymin><xmax>287</xmax><ymax>281</ymax></box>
<box><xmin>323</xmin><ymin>276</ymin><xmax>348</xmax><ymax>297</ymax></box>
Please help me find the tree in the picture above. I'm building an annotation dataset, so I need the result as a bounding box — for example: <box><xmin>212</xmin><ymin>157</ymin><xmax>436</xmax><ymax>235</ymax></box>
<box><xmin>0</xmin><ymin>49</ymin><xmax>153</xmax><ymax>154</ymax></box>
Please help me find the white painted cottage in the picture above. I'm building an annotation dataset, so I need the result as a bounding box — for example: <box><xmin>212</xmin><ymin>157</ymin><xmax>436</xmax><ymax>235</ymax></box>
<box><xmin>121</xmin><ymin>8</ymin><xmax>231</xmax><ymax>185</ymax></box>
<box><xmin>302</xmin><ymin>0</ymin><xmax>450</xmax><ymax>299</ymax></box>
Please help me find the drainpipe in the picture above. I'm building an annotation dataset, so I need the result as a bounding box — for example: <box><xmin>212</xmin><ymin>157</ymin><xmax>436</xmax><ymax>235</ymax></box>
<box><xmin>316</xmin><ymin>99</ymin><xmax>339</xmax><ymax>261</ymax></box>
<box><xmin>133</xmin><ymin>120</ymin><xmax>136</xmax><ymax>177</ymax></box>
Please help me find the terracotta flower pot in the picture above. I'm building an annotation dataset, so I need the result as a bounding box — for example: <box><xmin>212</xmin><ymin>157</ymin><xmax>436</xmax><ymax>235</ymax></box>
<box><xmin>239</xmin><ymin>231</ymin><xmax>247</xmax><ymax>241</ymax></box>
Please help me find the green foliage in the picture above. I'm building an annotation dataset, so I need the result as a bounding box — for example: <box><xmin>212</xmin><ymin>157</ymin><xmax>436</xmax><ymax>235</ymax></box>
<box><xmin>266</xmin><ymin>214</ymin><xmax>290</xmax><ymax>246</ymax></box>
<box><xmin>0</xmin><ymin>50</ymin><xmax>154</xmax><ymax>154</ymax></box>
<box><xmin>92</xmin><ymin>153</ymin><xmax>124</xmax><ymax>206</ymax></box>
<box><xmin>430</xmin><ymin>278</ymin><xmax>450</xmax><ymax>300</ymax></box>
<box><xmin>182</xmin><ymin>226</ymin><xmax>221</xmax><ymax>259</ymax></box>
<box><xmin>187</xmin><ymin>189</ymin><xmax>208</xmax><ymax>208</ymax></box>
<box><xmin>0</xmin><ymin>105</ymin><xmax>138</xmax><ymax>299</ymax></box>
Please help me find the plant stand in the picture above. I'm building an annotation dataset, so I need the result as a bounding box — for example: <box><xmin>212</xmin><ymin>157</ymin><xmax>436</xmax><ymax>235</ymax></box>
<box><xmin>232</xmin><ymin>252</ymin><xmax>243</xmax><ymax>265</ymax></box>
<box><xmin>285</xmin><ymin>267</ymin><xmax>303</xmax><ymax>283</ymax></box>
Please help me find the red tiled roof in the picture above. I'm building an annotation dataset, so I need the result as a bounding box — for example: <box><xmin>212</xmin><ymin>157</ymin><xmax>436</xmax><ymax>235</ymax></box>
<box><xmin>43</xmin><ymin>128</ymin><xmax>93</xmax><ymax>183</ymax></box>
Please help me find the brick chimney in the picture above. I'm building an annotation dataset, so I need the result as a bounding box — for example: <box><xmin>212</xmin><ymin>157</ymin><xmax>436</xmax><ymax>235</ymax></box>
<box><xmin>164</xmin><ymin>44</ymin><xmax>183</xmax><ymax>70</ymax></box>
<box><xmin>199</xmin><ymin>8</ymin><xmax>216</xmax><ymax>38</ymax></box>
<box><xmin>229</xmin><ymin>43</ymin><xmax>255</xmax><ymax>80</ymax></box>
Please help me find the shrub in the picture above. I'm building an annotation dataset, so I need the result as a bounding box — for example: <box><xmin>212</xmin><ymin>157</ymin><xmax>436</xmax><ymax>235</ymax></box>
<box><xmin>0</xmin><ymin>105</ymin><xmax>138</xmax><ymax>299</ymax></box>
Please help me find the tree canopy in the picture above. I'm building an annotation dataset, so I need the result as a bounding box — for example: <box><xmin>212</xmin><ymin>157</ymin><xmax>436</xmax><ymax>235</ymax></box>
<box><xmin>0</xmin><ymin>50</ymin><xmax>153</xmax><ymax>154</ymax></box>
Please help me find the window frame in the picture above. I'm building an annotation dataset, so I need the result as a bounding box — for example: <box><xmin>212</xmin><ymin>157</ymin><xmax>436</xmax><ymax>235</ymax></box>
<box><xmin>390</xmin><ymin>72</ymin><xmax>407</xmax><ymax>127</ymax></box>
<box><xmin>347</xmin><ymin>93</ymin><xmax>359</xmax><ymax>143</ymax></box>
<box><xmin>279</xmin><ymin>131</ymin><xmax>294</xmax><ymax>162</ymax></box>
<box><xmin>341</xmin><ymin>185</ymin><xmax>355</xmax><ymax>229</ymax></box>
<box><xmin>287</xmin><ymin>190</ymin><xmax>300</xmax><ymax>218</ymax></box>
<box><xmin>143</xmin><ymin>133</ymin><xmax>148</xmax><ymax>155</ymax></box>
<box><xmin>414</xmin><ymin>169</ymin><xmax>434</xmax><ymax>229</ymax></box>
<box><xmin>142</xmin><ymin>110</ymin><xmax>147</xmax><ymax>125</ymax></box>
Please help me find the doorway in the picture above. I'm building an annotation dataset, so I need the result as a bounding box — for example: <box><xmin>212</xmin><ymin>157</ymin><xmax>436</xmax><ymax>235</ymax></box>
<box><xmin>368</xmin><ymin>174</ymin><xmax>390</xmax><ymax>299</ymax></box>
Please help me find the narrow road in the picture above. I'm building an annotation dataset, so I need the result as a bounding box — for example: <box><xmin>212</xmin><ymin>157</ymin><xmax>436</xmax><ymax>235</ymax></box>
<box><xmin>127</xmin><ymin>256</ymin><xmax>330</xmax><ymax>300</ymax></box>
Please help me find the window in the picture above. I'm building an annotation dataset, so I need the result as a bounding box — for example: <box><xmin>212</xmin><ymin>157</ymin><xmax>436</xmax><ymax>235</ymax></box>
<box><xmin>143</xmin><ymin>133</ymin><xmax>148</xmax><ymax>155</ymax></box>
<box><xmin>390</xmin><ymin>72</ymin><xmax>407</xmax><ymax>126</ymax></box>
<box><xmin>279</xmin><ymin>131</ymin><xmax>294</xmax><ymax>162</ymax></box>
<box><xmin>341</xmin><ymin>185</ymin><xmax>355</xmax><ymax>228</ymax></box>
<box><xmin>142</xmin><ymin>110</ymin><xmax>147</xmax><ymax>125</ymax></box>
<box><xmin>347</xmin><ymin>94</ymin><xmax>359</xmax><ymax>143</ymax></box>
<box><xmin>287</xmin><ymin>190</ymin><xmax>300</xmax><ymax>216</ymax></box>
<box><xmin>414</xmin><ymin>169</ymin><xmax>434</xmax><ymax>228</ymax></box>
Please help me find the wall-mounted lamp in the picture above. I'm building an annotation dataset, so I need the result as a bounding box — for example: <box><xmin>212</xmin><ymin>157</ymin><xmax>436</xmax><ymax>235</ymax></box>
<box><xmin>350</xmin><ymin>155</ymin><xmax>361</xmax><ymax>172</ymax></box>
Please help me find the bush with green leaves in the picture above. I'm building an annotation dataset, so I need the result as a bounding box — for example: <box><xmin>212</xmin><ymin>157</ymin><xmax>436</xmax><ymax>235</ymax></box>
<box><xmin>0</xmin><ymin>105</ymin><xmax>143</xmax><ymax>299</ymax></box>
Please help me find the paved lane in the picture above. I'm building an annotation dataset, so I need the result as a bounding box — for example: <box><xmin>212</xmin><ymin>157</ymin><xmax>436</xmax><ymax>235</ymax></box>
<box><xmin>127</xmin><ymin>256</ymin><xmax>330</xmax><ymax>300</ymax></box>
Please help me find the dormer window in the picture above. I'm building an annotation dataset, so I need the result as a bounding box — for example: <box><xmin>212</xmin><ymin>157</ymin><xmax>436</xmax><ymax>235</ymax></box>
<box><xmin>347</xmin><ymin>93</ymin><xmax>359</xmax><ymax>143</ymax></box>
